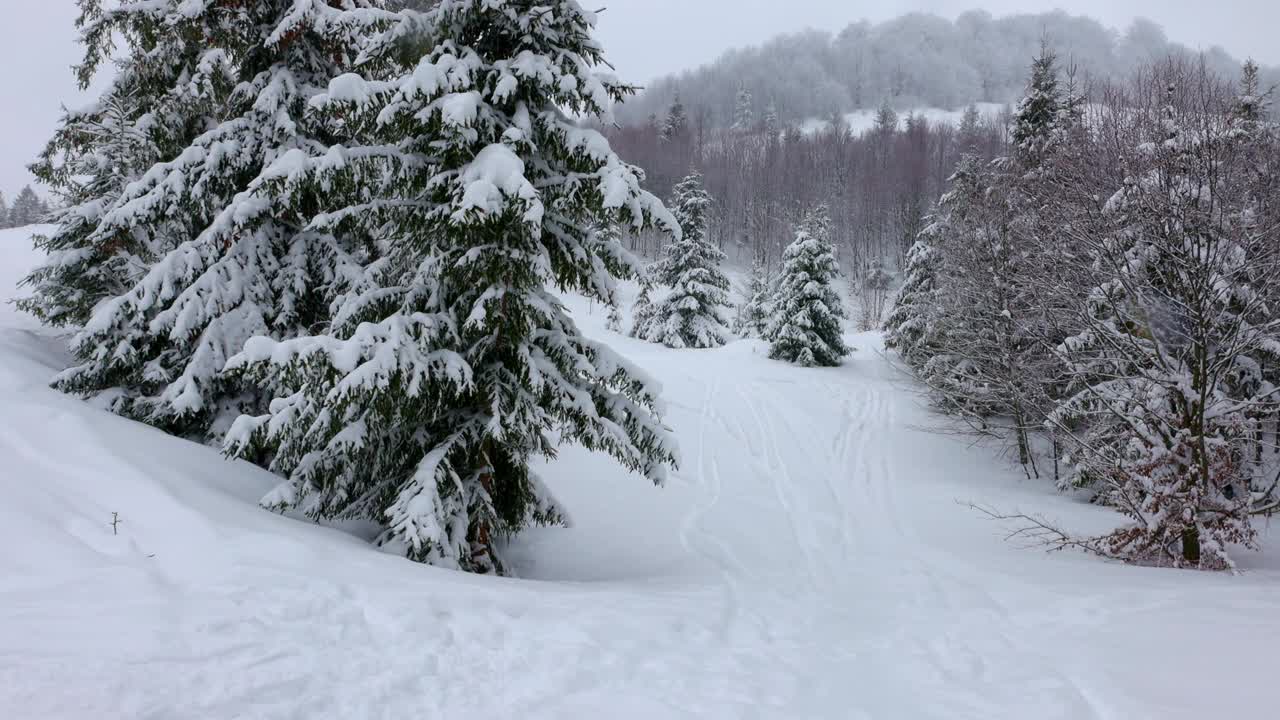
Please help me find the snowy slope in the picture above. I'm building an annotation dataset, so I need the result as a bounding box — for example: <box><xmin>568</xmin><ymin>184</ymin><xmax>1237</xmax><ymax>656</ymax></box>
<box><xmin>2</xmin><ymin>225</ymin><xmax>1279</xmax><ymax>719</ymax></box>
<box><xmin>800</xmin><ymin>102</ymin><xmax>1007</xmax><ymax>136</ymax></box>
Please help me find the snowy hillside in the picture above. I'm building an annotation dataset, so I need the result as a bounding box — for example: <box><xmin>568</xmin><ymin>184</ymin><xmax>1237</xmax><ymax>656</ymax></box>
<box><xmin>2</xmin><ymin>224</ymin><xmax>1278</xmax><ymax>719</ymax></box>
<box><xmin>799</xmin><ymin>102</ymin><xmax>1007</xmax><ymax>136</ymax></box>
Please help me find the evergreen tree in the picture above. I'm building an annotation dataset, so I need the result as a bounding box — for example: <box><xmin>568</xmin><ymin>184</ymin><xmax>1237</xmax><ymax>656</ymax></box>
<box><xmin>631</xmin><ymin>268</ymin><xmax>658</xmax><ymax>336</ymax></box>
<box><xmin>50</xmin><ymin>0</ymin><xmax>385</xmax><ymax>439</ymax></box>
<box><xmin>605</xmin><ymin>302</ymin><xmax>623</xmax><ymax>333</ymax></box>
<box><xmin>1010</xmin><ymin>43</ymin><xmax>1062</xmax><ymax>163</ymax></box>
<box><xmin>884</xmin><ymin>232</ymin><xmax>941</xmax><ymax>368</ymax></box>
<box><xmin>9</xmin><ymin>186</ymin><xmax>46</xmax><ymax>227</ymax></box>
<box><xmin>0</xmin><ymin>191</ymin><xmax>8</xmax><ymax>229</ymax></box>
<box><xmin>957</xmin><ymin>103</ymin><xmax>982</xmax><ymax>151</ymax></box>
<box><xmin>873</xmin><ymin>100</ymin><xmax>898</xmax><ymax>135</ymax></box>
<box><xmin>19</xmin><ymin>0</ymin><xmax>230</xmax><ymax>327</ymax></box>
<box><xmin>762</xmin><ymin>101</ymin><xmax>780</xmax><ymax>137</ymax></box>
<box><xmin>223</xmin><ymin>0</ymin><xmax>680</xmax><ymax>573</ymax></box>
<box><xmin>798</xmin><ymin>203</ymin><xmax>834</xmax><ymax>245</ymax></box>
<box><xmin>767</xmin><ymin>225</ymin><xmax>848</xmax><ymax>367</ymax></box>
<box><xmin>734</xmin><ymin>253</ymin><xmax>772</xmax><ymax>338</ymax></box>
<box><xmin>1233</xmin><ymin>59</ymin><xmax>1264</xmax><ymax>136</ymax></box>
<box><xmin>900</xmin><ymin>156</ymin><xmax>1006</xmax><ymax>422</ymax></box>
<box><xmin>732</xmin><ymin>87</ymin><xmax>754</xmax><ymax>132</ymax></box>
<box><xmin>632</xmin><ymin>172</ymin><xmax>731</xmax><ymax>348</ymax></box>
<box><xmin>660</xmin><ymin>94</ymin><xmax>688</xmax><ymax>143</ymax></box>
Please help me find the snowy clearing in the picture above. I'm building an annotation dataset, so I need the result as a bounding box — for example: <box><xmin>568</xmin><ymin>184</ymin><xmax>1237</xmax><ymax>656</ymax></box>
<box><xmin>799</xmin><ymin>102</ymin><xmax>1007</xmax><ymax>136</ymax></box>
<box><xmin>1</xmin><ymin>225</ymin><xmax>1277</xmax><ymax>719</ymax></box>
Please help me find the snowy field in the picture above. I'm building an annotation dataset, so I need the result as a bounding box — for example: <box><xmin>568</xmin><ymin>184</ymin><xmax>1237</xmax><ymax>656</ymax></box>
<box><xmin>2</xmin><ymin>224</ymin><xmax>1278</xmax><ymax>719</ymax></box>
<box><xmin>799</xmin><ymin>102</ymin><xmax>1007</xmax><ymax>136</ymax></box>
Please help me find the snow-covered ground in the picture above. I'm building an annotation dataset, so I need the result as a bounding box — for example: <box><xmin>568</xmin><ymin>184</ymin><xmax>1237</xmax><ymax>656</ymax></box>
<box><xmin>800</xmin><ymin>102</ymin><xmax>1007</xmax><ymax>136</ymax></box>
<box><xmin>2</xmin><ymin>224</ymin><xmax>1278</xmax><ymax>719</ymax></box>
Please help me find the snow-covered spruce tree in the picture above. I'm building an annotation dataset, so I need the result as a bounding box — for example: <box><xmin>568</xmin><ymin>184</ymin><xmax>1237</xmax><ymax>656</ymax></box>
<box><xmin>956</xmin><ymin>103</ymin><xmax>983</xmax><ymax>152</ymax></box>
<box><xmin>884</xmin><ymin>229</ymin><xmax>941</xmax><ymax>369</ymax></box>
<box><xmin>8</xmin><ymin>186</ymin><xmax>47</xmax><ymax>228</ymax></box>
<box><xmin>762</xmin><ymin>101</ymin><xmax>780</xmax><ymax>137</ymax></box>
<box><xmin>19</xmin><ymin>0</ymin><xmax>231</xmax><ymax>328</ymax></box>
<box><xmin>602</xmin><ymin>225</ymin><xmax>625</xmax><ymax>333</ymax></box>
<box><xmin>1050</xmin><ymin>71</ymin><xmax>1280</xmax><ymax>569</ymax></box>
<box><xmin>0</xmin><ymin>192</ymin><xmax>8</xmax><ymax>229</ymax></box>
<box><xmin>734</xmin><ymin>252</ymin><xmax>772</xmax><ymax>338</ymax></box>
<box><xmin>766</xmin><ymin>225</ymin><xmax>849</xmax><ymax>367</ymax></box>
<box><xmin>223</xmin><ymin>0</ymin><xmax>681</xmax><ymax>573</ymax></box>
<box><xmin>606</xmin><ymin>302</ymin><xmax>623</xmax><ymax>333</ymax></box>
<box><xmin>873</xmin><ymin>100</ymin><xmax>898</xmax><ymax>136</ymax></box>
<box><xmin>633</xmin><ymin>172</ymin><xmax>731</xmax><ymax>348</ymax></box>
<box><xmin>660</xmin><ymin>94</ymin><xmax>689</xmax><ymax>143</ymax></box>
<box><xmin>732</xmin><ymin>87</ymin><xmax>754</xmax><ymax>132</ymax></box>
<box><xmin>50</xmin><ymin>0</ymin><xmax>386</xmax><ymax>439</ymax></box>
<box><xmin>798</xmin><ymin>202</ymin><xmax>834</xmax><ymax>245</ymax></box>
<box><xmin>1010</xmin><ymin>42</ymin><xmax>1063</xmax><ymax>164</ymax></box>
<box><xmin>630</xmin><ymin>266</ymin><xmax>659</xmax><ymax>336</ymax></box>
<box><xmin>906</xmin><ymin>155</ymin><xmax>1027</xmax><ymax>434</ymax></box>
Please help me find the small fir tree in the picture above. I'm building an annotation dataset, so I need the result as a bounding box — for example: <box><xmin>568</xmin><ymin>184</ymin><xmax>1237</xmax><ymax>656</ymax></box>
<box><xmin>630</xmin><ymin>268</ymin><xmax>659</xmax><ymax>337</ymax></box>
<box><xmin>767</xmin><ymin>226</ymin><xmax>849</xmax><ymax>366</ymax></box>
<box><xmin>1010</xmin><ymin>42</ymin><xmax>1063</xmax><ymax>163</ymax></box>
<box><xmin>734</xmin><ymin>253</ymin><xmax>772</xmax><ymax>338</ymax></box>
<box><xmin>606</xmin><ymin>302</ymin><xmax>623</xmax><ymax>333</ymax></box>
<box><xmin>661</xmin><ymin>94</ymin><xmax>688</xmax><ymax>143</ymax></box>
<box><xmin>884</xmin><ymin>231</ymin><xmax>941</xmax><ymax>369</ymax></box>
<box><xmin>732</xmin><ymin>87</ymin><xmax>755</xmax><ymax>132</ymax></box>
<box><xmin>762</xmin><ymin>101</ymin><xmax>780</xmax><ymax>137</ymax></box>
<box><xmin>9</xmin><ymin>186</ymin><xmax>46</xmax><ymax>227</ymax></box>
<box><xmin>957</xmin><ymin>103</ymin><xmax>983</xmax><ymax>151</ymax></box>
<box><xmin>873</xmin><ymin>100</ymin><xmax>898</xmax><ymax>135</ymax></box>
<box><xmin>632</xmin><ymin>172</ymin><xmax>732</xmax><ymax>348</ymax></box>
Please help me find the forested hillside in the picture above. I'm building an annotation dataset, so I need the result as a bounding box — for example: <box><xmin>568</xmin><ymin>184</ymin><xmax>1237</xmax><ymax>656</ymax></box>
<box><xmin>615</xmin><ymin>11</ymin><xmax>1277</xmax><ymax>130</ymax></box>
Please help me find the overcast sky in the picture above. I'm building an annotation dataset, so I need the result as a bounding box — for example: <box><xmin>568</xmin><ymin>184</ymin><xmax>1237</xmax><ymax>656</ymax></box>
<box><xmin>2</xmin><ymin>1</ymin><xmax>1277</xmax><ymax>198</ymax></box>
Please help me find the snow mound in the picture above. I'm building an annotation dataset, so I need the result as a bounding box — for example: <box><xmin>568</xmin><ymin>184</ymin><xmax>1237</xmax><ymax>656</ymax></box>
<box><xmin>2</xmin><ymin>226</ymin><xmax>1278</xmax><ymax>719</ymax></box>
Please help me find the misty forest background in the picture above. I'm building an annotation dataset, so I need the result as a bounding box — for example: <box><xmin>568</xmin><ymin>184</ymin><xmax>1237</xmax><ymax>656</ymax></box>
<box><xmin>600</xmin><ymin>10</ymin><xmax>1277</xmax><ymax>283</ymax></box>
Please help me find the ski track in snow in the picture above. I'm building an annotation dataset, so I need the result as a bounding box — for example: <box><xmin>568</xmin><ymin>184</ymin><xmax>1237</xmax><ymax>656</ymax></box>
<box><xmin>2</xmin><ymin>227</ymin><xmax>1280</xmax><ymax>719</ymax></box>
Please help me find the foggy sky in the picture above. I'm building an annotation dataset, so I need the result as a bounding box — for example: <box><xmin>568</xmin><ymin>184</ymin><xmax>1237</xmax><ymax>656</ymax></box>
<box><xmin>594</xmin><ymin>1</ymin><xmax>1280</xmax><ymax>84</ymax></box>
<box><xmin>2</xmin><ymin>1</ymin><xmax>1277</xmax><ymax>198</ymax></box>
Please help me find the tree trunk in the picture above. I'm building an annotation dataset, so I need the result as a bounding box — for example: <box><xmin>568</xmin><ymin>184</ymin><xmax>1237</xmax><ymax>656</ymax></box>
<box><xmin>1181</xmin><ymin>526</ymin><xmax>1201</xmax><ymax>566</ymax></box>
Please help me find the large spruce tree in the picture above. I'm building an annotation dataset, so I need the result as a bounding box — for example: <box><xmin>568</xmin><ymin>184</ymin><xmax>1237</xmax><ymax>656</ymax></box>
<box><xmin>20</xmin><ymin>0</ymin><xmax>230</xmax><ymax>327</ymax></box>
<box><xmin>49</xmin><ymin>0</ymin><xmax>386</xmax><ymax>439</ymax></box>
<box><xmin>223</xmin><ymin>0</ymin><xmax>680</xmax><ymax>573</ymax></box>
